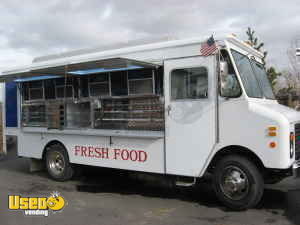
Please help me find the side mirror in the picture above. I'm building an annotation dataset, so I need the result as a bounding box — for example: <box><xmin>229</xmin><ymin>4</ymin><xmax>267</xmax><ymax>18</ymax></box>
<box><xmin>220</xmin><ymin>61</ymin><xmax>229</xmax><ymax>79</ymax></box>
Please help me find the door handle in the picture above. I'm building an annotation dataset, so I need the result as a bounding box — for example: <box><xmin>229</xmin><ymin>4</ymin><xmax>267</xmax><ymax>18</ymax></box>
<box><xmin>167</xmin><ymin>105</ymin><xmax>172</xmax><ymax>116</ymax></box>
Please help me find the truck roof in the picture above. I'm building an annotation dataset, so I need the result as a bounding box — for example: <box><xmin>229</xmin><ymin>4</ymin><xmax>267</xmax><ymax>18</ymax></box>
<box><xmin>33</xmin><ymin>36</ymin><xmax>181</xmax><ymax>63</ymax></box>
<box><xmin>0</xmin><ymin>35</ymin><xmax>263</xmax><ymax>81</ymax></box>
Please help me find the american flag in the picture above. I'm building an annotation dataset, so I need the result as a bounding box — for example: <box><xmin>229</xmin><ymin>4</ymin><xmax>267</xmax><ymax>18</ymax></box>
<box><xmin>200</xmin><ymin>35</ymin><xmax>218</xmax><ymax>56</ymax></box>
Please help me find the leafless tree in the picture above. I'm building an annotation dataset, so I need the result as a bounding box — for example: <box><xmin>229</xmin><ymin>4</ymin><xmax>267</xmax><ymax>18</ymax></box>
<box><xmin>281</xmin><ymin>70</ymin><xmax>299</xmax><ymax>89</ymax></box>
<box><xmin>287</xmin><ymin>38</ymin><xmax>300</xmax><ymax>78</ymax></box>
<box><xmin>285</xmin><ymin>38</ymin><xmax>300</xmax><ymax>94</ymax></box>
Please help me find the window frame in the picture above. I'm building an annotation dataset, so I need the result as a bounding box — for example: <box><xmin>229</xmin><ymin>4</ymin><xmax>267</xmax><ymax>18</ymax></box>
<box><xmin>22</xmin><ymin>81</ymin><xmax>45</xmax><ymax>102</ymax></box>
<box><xmin>88</xmin><ymin>73</ymin><xmax>110</xmax><ymax>97</ymax></box>
<box><xmin>44</xmin><ymin>79</ymin><xmax>56</xmax><ymax>100</ymax></box>
<box><xmin>128</xmin><ymin>69</ymin><xmax>155</xmax><ymax>96</ymax></box>
<box><xmin>170</xmin><ymin>66</ymin><xmax>209</xmax><ymax>102</ymax></box>
<box><xmin>55</xmin><ymin>78</ymin><xmax>75</xmax><ymax>99</ymax></box>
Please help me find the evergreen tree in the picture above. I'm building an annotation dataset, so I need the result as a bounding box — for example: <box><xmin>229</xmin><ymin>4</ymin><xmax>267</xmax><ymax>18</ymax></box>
<box><xmin>266</xmin><ymin>67</ymin><xmax>281</xmax><ymax>89</ymax></box>
<box><xmin>246</xmin><ymin>27</ymin><xmax>268</xmax><ymax>67</ymax></box>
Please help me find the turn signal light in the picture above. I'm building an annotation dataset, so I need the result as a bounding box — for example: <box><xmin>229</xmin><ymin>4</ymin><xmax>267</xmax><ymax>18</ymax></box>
<box><xmin>268</xmin><ymin>126</ymin><xmax>277</xmax><ymax>137</ymax></box>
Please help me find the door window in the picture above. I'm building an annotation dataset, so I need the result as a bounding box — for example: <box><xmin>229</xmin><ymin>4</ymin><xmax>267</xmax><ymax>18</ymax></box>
<box><xmin>171</xmin><ymin>67</ymin><xmax>208</xmax><ymax>100</ymax></box>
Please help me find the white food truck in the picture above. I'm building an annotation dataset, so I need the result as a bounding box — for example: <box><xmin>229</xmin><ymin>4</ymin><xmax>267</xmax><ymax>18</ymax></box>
<box><xmin>2</xmin><ymin>35</ymin><xmax>300</xmax><ymax>210</ymax></box>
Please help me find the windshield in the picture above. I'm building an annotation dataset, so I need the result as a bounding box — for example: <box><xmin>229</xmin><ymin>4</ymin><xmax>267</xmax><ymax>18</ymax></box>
<box><xmin>251</xmin><ymin>61</ymin><xmax>275</xmax><ymax>99</ymax></box>
<box><xmin>231</xmin><ymin>50</ymin><xmax>275</xmax><ymax>100</ymax></box>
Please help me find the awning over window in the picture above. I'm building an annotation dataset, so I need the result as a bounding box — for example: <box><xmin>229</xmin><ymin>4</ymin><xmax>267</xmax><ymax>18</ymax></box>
<box><xmin>0</xmin><ymin>57</ymin><xmax>160</xmax><ymax>82</ymax></box>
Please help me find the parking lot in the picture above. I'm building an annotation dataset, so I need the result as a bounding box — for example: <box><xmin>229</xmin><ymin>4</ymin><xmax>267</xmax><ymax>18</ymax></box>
<box><xmin>1</xmin><ymin>146</ymin><xmax>300</xmax><ymax>225</ymax></box>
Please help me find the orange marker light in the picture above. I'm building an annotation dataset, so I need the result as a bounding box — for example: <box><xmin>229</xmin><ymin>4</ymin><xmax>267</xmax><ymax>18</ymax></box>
<box><xmin>269</xmin><ymin>142</ymin><xmax>276</xmax><ymax>148</ymax></box>
<box><xmin>269</xmin><ymin>132</ymin><xmax>277</xmax><ymax>137</ymax></box>
<box><xmin>268</xmin><ymin>126</ymin><xmax>277</xmax><ymax>137</ymax></box>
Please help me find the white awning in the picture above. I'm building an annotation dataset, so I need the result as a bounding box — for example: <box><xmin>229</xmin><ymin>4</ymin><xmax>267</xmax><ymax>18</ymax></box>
<box><xmin>0</xmin><ymin>57</ymin><xmax>161</xmax><ymax>82</ymax></box>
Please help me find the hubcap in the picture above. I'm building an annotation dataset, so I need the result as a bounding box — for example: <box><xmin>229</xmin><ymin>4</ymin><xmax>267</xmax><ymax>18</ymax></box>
<box><xmin>48</xmin><ymin>151</ymin><xmax>65</xmax><ymax>176</ymax></box>
<box><xmin>220</xmin><ymin>166</ymin><xmax>249</xmax><ymax>200</ymax></box>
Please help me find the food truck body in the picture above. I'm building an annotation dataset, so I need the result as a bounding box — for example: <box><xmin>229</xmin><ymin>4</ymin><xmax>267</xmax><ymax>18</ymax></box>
<box><xmin>2</xmin><ymin>35</ymin><xmax>300</xmax><ymax>210</ymax></box>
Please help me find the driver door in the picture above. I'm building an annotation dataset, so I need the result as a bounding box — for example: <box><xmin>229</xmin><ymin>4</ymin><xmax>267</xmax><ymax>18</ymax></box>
<box><xmin>164</xmin><ymin>56</ymin><xmax>217</xmax><ymax>176</ymax></box>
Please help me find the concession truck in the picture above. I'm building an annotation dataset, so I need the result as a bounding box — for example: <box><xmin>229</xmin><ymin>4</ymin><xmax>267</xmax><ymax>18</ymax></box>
<box><xmin>2</xmin><ymin>34</ymin><xmax>300</xmax><ymax>210</ymax></box>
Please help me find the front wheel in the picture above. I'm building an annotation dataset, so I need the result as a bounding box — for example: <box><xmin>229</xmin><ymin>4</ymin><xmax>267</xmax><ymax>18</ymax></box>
<box><xmin>45</xmin><ymin>144</ymin><xmax>74</xmax><ymax>181</ymax></box>
<box><xmin>212</xmin><ymin>155</ymin><xmax>264</xmax><ymax>210</ymax></box>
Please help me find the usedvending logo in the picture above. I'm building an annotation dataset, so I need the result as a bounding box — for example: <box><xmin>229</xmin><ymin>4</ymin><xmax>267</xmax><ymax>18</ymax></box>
<box><xmin>8</xmin><ymin>191</ymin><xmax>66</xmax><ymax>217</ymax></box>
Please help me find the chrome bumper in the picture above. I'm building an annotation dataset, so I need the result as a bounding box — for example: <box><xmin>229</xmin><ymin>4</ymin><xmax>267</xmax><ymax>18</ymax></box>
<box><xmin>293</xmin><ymin>160</ymin><xmax>300</xmax><ymax>178</ymax></box>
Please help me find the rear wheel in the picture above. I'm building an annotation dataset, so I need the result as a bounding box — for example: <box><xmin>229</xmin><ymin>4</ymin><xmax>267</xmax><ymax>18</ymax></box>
<box><xmin>45</xmin><ymin>144</ymin><xmax>74</xmax><ymax>181</ymax></box>
<box><xmin>212</xmin><ymin>155</ymin><xmax>264</xmax><ymax>210</ymax></box>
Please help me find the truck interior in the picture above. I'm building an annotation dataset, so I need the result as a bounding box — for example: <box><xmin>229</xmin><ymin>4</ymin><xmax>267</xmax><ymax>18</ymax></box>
<box><xmin>13</xmin><ymin>58</ymin><xmax>165</xmax><ymax>132</ymax></box>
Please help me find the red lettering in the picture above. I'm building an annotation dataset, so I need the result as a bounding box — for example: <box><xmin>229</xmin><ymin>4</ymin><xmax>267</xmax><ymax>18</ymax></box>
<box><xmin>121</xmin><ymin>149</ymin><xmax>129</xmax><ymax>160</ymax></box>
<box><xmin>129</xmin><ymin>150</ymin><xmax>138</xmax><ymax>161</ymax></box>
<box><xmin>74</xmin><ymin>146</ymin><xmax>80</xmax><ymax>156</ymax></box>
<box><xmin>88</xmin><ymin>146</ymin><xmax>94</xmax><ymax>158</ymax></box>
<box><xmin>94</xmin><ymin>148</ymin><xmax>102</xmax><ymax>158</ymax></box>
<box><xmin>102</xmin><ymin>148</ymin><xmax>109</xmax><ymax>159</ymax></box>
<box><xmin>75</xmin><ymin>146</ymin><xmax>147</xmax><ymax>162</ymax></box>
<box><xmin>81</xmin><ymin>146</ymin><xmax>87</xmax><ymax>157</ymax></box>
<box><xmin>138</xmin><ymin>151</ymin><xmax>147</xmax><ymax>162</ymax></box>
<box><xmin>113</xmin><ymin>149</ymin><xmax>120</xmax><ymax>160</ymax></box>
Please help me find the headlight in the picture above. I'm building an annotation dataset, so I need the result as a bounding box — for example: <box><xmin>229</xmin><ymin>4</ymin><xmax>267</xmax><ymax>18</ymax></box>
<box><xmin>290</xmin><ymin>132</ymin><xmax>295</xmax><ymax>158</ymax></box>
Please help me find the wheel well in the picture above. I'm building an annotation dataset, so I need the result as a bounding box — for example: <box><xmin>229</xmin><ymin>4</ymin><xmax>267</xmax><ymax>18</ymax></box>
<box><xmin>42</xmin><ymin>140</ymin><xmax>66</xmax><ymax>160</ymax></box>
<box><xmin>207</xmin><ymin>145</ymin><xmax>265</xmax><ymax>173</ymax></box>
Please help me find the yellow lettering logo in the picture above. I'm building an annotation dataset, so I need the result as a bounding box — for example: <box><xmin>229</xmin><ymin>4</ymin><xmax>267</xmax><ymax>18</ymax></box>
<box><xmin>8</xmin><ymin>192</ymin><xmax>66</xmax><ymax>216</ymax></box>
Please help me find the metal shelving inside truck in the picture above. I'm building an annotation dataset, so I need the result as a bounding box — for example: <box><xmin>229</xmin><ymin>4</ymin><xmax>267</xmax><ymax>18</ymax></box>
<box><xmin>2</xmin><ymin>35</ymin><xmax>300</xmax><ymax>210</ymax></box>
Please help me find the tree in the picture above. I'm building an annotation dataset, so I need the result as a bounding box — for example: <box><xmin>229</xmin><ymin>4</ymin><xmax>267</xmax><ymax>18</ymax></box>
<box><xmin>281</xmin><ymin>70</ymin><xmax>300</xmax><ymax>91</ymax></box>
<box><xmin>246</xmin><ymin>27</ymin><xmax>268</xmax><ymax>67</ymax></box>
<box><xmin>266</xmin><ymin>67</ymin><xmax>281</xmax><ymax>88</ymax></box>
<box><xmin>245</xmin><ymin>27</ymin><xmax>281</xmax><ymax>91</ymax></box>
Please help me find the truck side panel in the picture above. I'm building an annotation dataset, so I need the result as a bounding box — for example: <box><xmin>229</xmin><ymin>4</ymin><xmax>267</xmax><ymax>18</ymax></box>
<box><xmin>18</xmin><ymin>132</ymin><xmax>165</xmax><ymax>174</ymax></box>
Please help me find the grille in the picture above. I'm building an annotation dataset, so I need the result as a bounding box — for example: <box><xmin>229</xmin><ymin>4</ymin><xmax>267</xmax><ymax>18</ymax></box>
<box><xmin>295</xmin><ymin>123</ymin><xmax>300</xmax><ymax>160</ymax></box>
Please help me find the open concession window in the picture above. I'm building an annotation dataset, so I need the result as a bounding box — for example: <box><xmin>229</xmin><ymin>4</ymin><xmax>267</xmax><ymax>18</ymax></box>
<box><xmin>92</xmin><ymin>68</ymin><xmax>164</xmax><ymax>131</ymax></box>
<box><xmin>14</xmin><ymin>57</ymin><xmax>164</xmax><ymax>131</ymax></box>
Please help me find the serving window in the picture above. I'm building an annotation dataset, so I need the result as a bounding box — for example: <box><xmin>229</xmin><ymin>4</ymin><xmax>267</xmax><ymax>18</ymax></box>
<box><xmin>22</xmin><ymin>77</ymin><xmax>77</xmax><ymax>101</ymax></box>
<box><xmin>20</xmin><ymin>67</ymin><xmax>164</xmax><ymax>131</ymax></box>
<box><xmin>86</xmin><ymin>69</ymin><xmax>156</xmax><ymax>97</ymax></box>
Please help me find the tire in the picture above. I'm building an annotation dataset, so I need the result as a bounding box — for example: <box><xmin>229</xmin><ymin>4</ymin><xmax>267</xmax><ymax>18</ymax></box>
<box><xmin>45</xmin><ymin>144</ymin><xmax>74</xmax><ymax>181</ymax></box>
<box><xmin>212</xmin><ymin>155</ymin><xmax>264</xmax><ymax>210</ymax></box>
